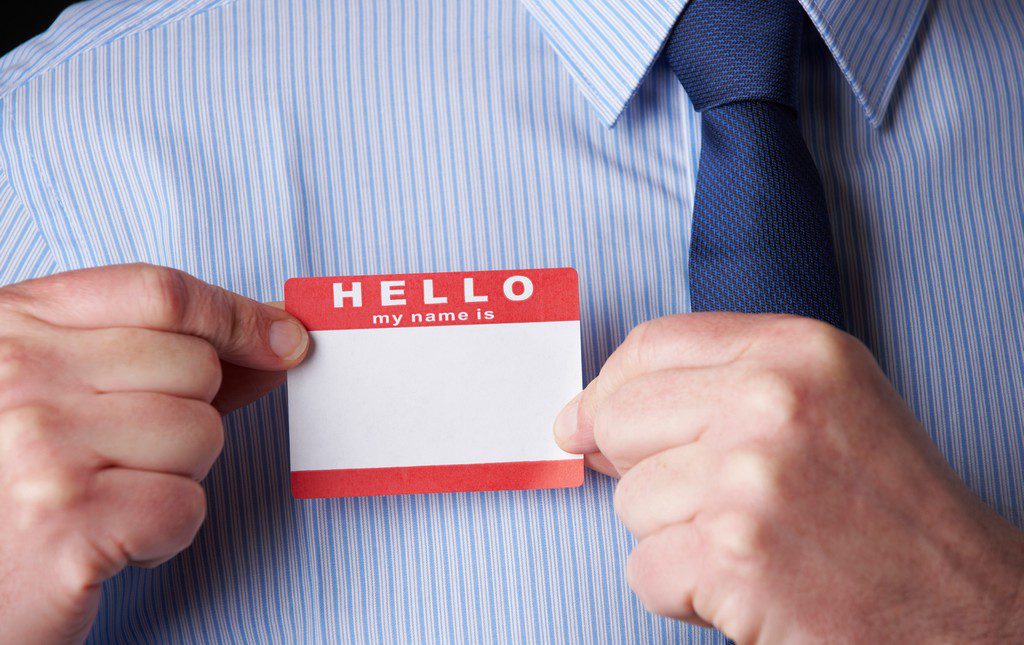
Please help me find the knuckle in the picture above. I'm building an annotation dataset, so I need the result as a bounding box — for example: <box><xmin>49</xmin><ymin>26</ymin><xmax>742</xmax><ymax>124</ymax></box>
<box><xmin>223</xmin><ymin>292</ymin><xmax>261</xmax><ymax>350</ymax></box>
<box><xmin>1</xmin><ymin>408</ymin><xmax>85</xmax><ymax>520</ymax></box>
<box><xmin>136</xmin><ymin>264</ymin><xmax>190</xmax><ymax>330</ymax></box>
<box><xmin>10</xmin><ymin>467</ymin><xmax>85</xmax><ymax>519</ymax></box>
<box><xmin>777</xmin><ymin>314</ymin><xmax>830</xmax><ymax>340</ymax></box>
<box><xmin>192</xmin><ymin>402</ymin><xmax>225</xmax><ymax>463</ymax></box>
<box><xmin>744</xmin><ymin>369</ymin><xmax>806</xmax><ymax>438</ymax></box>
<box><xmin>621</xmin><ymin>321</ymin><xmax>652</xmax><ymax>363</ymax></box>
<box><xmin>613</xmin><ymin>451</ymin><xmax>660</xmax><ymax>519</ymax></box>
<box><xmin>3</xmin><ymin>434</ymin><xmax>83</xmax><ymax>520</ymax></box>
<box><xmin>624</xmin><ymin>551</ymin><xmax>643</xmax><ymax>595</ymax></box>
<box><xmin>148</xmin><ymin>397</ymin><xmax>224</xmax><ymax>475</ymax></box>
<box><xmin>0</xmin><ymin>404</ymin><xmax>61</xmax><ymax>462</ymax></box>
<box><xmin>702</xmin><ymin>511</ymin><xmax>771</xmax><ymax>567</ymax></box>
<box><xmin>182</xmin><ymin>478</ymin><xmax>207</xmax><ymax>519</ymax></box>
<box><xmin>140</xmin><ymin>478</ymin><xmax>209</xmax><ymax>557</ymax></box>
<box><xmin>0</xmin><ymin>337</ymin><xmax>35</xmax><ymax>386</ymax></box>
<box><xmin>123</xmin><ymin>478</ymin><xmax>208</xmax><ymax>563</ymax></box>
<box><xmin>625</xmin><ymin>541</ymin><xmax>655</xmax><ymax>597</ymax></box>
<box><xmin>721</xmin><ymin>448</ymin><xmax>783</xmax><ymax>502</ymax></box>
<box><xmin>621</xmin><ymin>318</ymin><xmax>669</xmax><ymax>371</ymax></box>
<box><xmin>612</xmin><ymin>468</ymin><xmax>640</xmax><ymax>521</ymax></box>
<box><xmin>786</xmin><ymin>317</ymin><xmax>855</xmax><ymax>376</ymax></box>
<box><xmin>62</xmin><ymin>545</ymin><xmax>118</xmax><ymax>598</ymax></box>
<box><xmin>625</xmin><ymin>530</ymin><xmax>693</xmax><ymax>619</ymax></box>
<box><xmin>193</xmin><ymin>340</ymin><xmax>223</xmax><ymax>399</ymax></box>
<box><xmin>175</xmin><ymin>480</ymin><xmax>208</xmax><ymax>540</ymax></box>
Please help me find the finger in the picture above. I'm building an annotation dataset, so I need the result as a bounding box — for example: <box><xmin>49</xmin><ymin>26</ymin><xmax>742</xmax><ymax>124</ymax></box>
<box><xmin>582</xmin><ymin>312</ymin><xmax>767</xmax><ymax>409</ymax></box>
<box><xmin>554</xmin><ymin>314</ymin><xmax>775</xmax><ymax>452</ymax></box>
<box><xmin>591</xmin><ymin>367</ymin><xmax>737</xmax><ymax>469</ymax></box>
<box><xmin>8</xmin><ymin>264</ymin><xmax>309</xmax><ymax>370</ymax></box>
<box><xmin>614</xmin><ymin>443</ymin><xmax>712</xmax><ymax>540</ymax></box>
<box><xmin>627</xmin><ymin>521</ymin><xmax>709</xmax><ymax>625</ymax></box>
<box><xmin>79</xmin><ymin>468</ymin><xmax>205</xmax><ymax>578</ymax></box>
<box><xmin>76</xmin><ymin>393</ymin><xmax>224</xmax><ymax>479</ymax></box>
<box><xmin>556</xmin><ymin>365</ymin><xmax>727</xmax><ymax>462</ymax></box>
<box><xmin>212</xmin><ymin>361</ymin><xmax>285</xmax><ymax>413</ymax></box>
<box><xmin>584</xmin><ymin>451</ymin><xmax>620</xmax><ymax>478</ymax></box>
<box><xmin>553</xmin><ymin>393</ymin><xmax>586</xmax><ymax>451</ymax></box>
<box><xmin>70</xmin><ymin>327</ymin><xmax>223</xmax><ymax>401</ymax></box>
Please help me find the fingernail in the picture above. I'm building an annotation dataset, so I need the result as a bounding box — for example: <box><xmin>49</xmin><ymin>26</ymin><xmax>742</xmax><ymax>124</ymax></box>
<box><xmin>269</xmin><ymin>320</ymin><xmax>308</xmax><ymax>361</ymax></box>
<box><xmin>553</xmin><ymin>393</ymin><xmax>582</xmax><ymax>447</ymax></box>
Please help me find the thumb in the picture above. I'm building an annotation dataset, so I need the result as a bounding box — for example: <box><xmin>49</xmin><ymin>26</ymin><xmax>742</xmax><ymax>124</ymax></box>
<box><xmin>215</xmin><ymin>301</ymin><xmax>293</xmax><ymax>412</ymax></box>
<box><xmin>10</xmin><ymin>264</ymin><xmax>310</xmax><ymax>371</ymax></box>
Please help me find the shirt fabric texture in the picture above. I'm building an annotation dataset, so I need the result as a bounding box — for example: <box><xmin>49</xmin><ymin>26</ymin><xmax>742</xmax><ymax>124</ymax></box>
<box><xmin>0</xmin><ymin>0</ymin><xmax>1022</xmax><ymax>642</ymax></box>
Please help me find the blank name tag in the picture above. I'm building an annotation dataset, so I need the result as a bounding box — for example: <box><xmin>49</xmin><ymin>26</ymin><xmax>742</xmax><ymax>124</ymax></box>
<box><xmin>284</xmin><ymin>268</ymin><xmax>584</xmax><ymax>498</ymax></box>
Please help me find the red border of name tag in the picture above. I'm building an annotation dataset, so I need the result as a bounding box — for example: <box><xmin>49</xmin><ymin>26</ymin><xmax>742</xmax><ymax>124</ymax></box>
<box><xmin>285</xmin><ymin>268</ymin><xmax>583</xmax><ymax>498</ymax></box>
<box><xmin>285</xmin><ymin>268</ymin><xmax>580</xmax><ymax>331</ymax></box>
<box><xmin>291</xmin><ymin>460</ymin><xmax>583</xmax><ymax>498</ymax></box>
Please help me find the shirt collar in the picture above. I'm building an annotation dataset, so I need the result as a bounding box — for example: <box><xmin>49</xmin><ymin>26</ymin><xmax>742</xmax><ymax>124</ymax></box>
<box><xmin>522</xmin><ymin>0</ymin><xmax>929</xmax><ymax>128</ymax></box>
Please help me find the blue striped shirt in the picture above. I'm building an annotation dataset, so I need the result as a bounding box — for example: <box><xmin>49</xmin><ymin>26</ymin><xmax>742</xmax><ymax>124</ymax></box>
<box><xmin>1</xmin><ymin>0</ymin><xmax>1021</xmax><ymax>642</ymax></box>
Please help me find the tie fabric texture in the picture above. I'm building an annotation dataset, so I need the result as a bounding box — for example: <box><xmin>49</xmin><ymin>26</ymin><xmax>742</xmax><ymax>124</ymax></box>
<box><xmin>665</xmin><ymin>0</ymin><xmax>844</xmax><ymax>328</ymax></box>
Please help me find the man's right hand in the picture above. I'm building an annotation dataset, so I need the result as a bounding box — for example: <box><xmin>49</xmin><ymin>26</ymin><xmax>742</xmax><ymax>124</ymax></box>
<box><xmin>0</xmin><ymin>263</ymin><xmax>309</xmax><ymax>643</ymax></box>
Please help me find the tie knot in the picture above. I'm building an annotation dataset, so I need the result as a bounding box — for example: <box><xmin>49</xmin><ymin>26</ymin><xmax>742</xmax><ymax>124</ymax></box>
<box><xmin>665</xmin><ymin>0</ymin><xmax>806</xmax><ymax>112</ymax></box>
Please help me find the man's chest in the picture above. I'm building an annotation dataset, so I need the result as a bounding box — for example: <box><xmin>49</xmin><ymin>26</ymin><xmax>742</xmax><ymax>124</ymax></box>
<box><xmin>2</xmin><ymin>0</ymin><xmax>1022</xmax><ymax>641</ymax></box>
<box><xmin>6</xmin><ymin>0</ymin><xmax>708</xmax><ymax>383</ymax></box>
<box><xmin>4</xmin><ymin>0</ymin><xmax>1022</xmax><ymax>510</ymax></box>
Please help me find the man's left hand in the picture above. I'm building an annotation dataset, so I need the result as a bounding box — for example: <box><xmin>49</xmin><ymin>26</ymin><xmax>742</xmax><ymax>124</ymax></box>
<box><xmin>554</xmin><ymin>313</ymin><xmax>1024</xmax><ymax>643</ymax></box>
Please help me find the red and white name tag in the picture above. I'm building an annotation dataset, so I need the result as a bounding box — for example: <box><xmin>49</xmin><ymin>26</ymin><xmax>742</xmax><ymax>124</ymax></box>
<box><xmin>284</xmin><ymin>268</ymin><xmax>584</xmax><ymax>498</ymax></box>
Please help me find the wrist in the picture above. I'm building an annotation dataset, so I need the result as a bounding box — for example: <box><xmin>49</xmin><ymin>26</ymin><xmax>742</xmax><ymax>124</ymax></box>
<box><xmin>1001</xmin><ymin>540</ymin><xmax>1024</xmax><ymax>640</ymax></box>
<box><xmin>924</xmin><ymin>500</ymin><xmax>1024</xmax><ymax>642</ymax></box>
<box><xmin>977</xmin><ymin>524</ymin><xmax>1024</xmax><ymax>642</ymax></box>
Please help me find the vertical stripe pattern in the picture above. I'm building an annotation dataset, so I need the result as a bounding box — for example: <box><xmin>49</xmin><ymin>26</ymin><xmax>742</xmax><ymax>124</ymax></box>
<box><xmin>0</xmin><ymin>162</ymin><xmax>58</xmax><ymax>285</ymax></box>
<box><xmin>521</xmin><ymin>0</ymin><xmax>929</xmax><ymax>128</ymax></box>
<box><xmin>0</xmin><ymin>0</ymin><xmax>1020</xmax><ymax>642</ymax></box>
<box><xmin>520</xmin><ymin>0</ymin><xmax>685</xmax><ymax>126</ymax></box>
<box><xmin>802</xmin><ymin>0</ymin><xmax>929</xmax><ymax>126</ymax></box>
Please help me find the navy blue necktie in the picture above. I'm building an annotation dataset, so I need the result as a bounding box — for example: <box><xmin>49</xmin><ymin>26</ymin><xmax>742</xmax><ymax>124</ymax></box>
<box><xmin>665</xmin><ymin>0</ymin><xmax>844</xmax><ymax>327</ymax></box>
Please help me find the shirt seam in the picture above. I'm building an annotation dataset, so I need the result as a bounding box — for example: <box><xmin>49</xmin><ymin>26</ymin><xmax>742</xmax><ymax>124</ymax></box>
<box><xmin>0</xmin><ymin>0</ymin><xmax>237</xmax><ymax>103</ymax></box>
<box><xmin>0</xmin><ymin>101</ymin><xmax>61</xmax><ymax>275</ymax></box>
<box><xmin>0</xmin><ymin>0</ymin><xmax>241</xmax><ymax>275</ymax></box>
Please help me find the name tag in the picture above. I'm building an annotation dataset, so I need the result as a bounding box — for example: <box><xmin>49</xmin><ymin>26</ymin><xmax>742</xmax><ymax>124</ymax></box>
<box><xmin>284</xmin><ymin>268</ymin><xmax>584</xmax><ymax>498</ymax></box>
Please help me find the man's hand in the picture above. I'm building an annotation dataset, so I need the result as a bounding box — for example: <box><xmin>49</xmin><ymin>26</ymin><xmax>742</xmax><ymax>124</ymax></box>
<box><xmin>0</xmin><ymin>264</ymin><xmax>308</xmax><ymax>643</ymax></box>
<box><xmin>555</xmin><ymin>314</ymin><xmax>1024</xmax><ymax>643</ymax></box>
